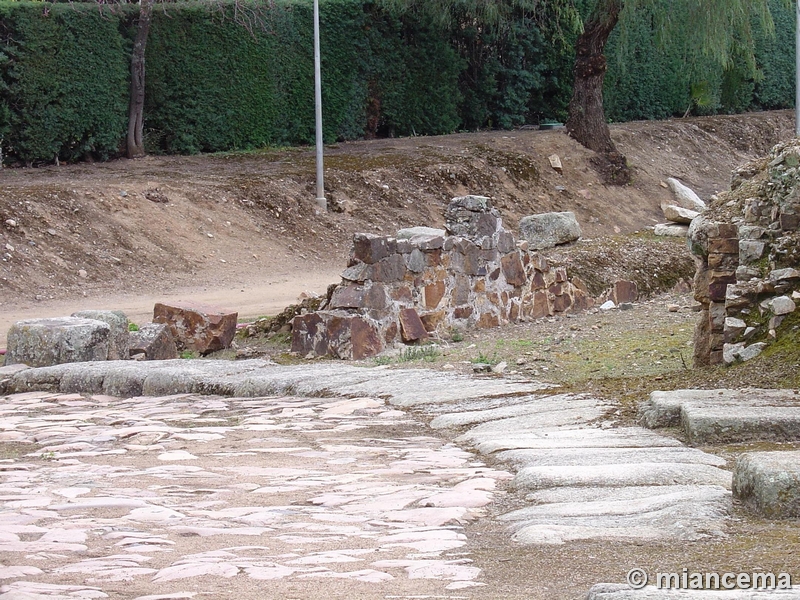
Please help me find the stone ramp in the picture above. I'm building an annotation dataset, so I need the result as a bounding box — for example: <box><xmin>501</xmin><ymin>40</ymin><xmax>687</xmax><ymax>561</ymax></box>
<box><xmin>639</xmin><ymin>389</ymin><xmax>800</xmax><ymax>444</ymax></box>
<box><xmin>430</xmin><ymin>395</ymin><xmax>731</xmax><ymax>545</ymax></box>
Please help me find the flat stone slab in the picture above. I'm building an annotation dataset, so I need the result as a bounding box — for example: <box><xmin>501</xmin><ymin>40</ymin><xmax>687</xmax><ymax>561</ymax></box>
<box><xmin>496</xmin><ymin>447</ymin><xmax>726</xmax><ymax>468</ymax></box>
<box><xmin>468</xmin><ymin>427</ymin><xmax>684</xmax><ymax>455</ymax></box>
<box><xmin>455</xmin><ymin>406</ymin><xmax>609</xmax><ymax>441</ymax></box>
<box><xmin>733</xmin><ymin>451</ymin><xmax>800</xmax><ymax>518</ymax></box>
<box><xmin>502</xmin><ymin>485</ymin><xmax>729</xmax><ymax>544</ymax></box>
<box><xmin>511</xmin><ymin>462</ymin><xmax>731</xmax><ymax>492</ymax></box>
<box><xmin>586</xmin><ymin>584</ymin><xmax>799</xmax><ymax>599</ymax></box>
<box><xmin>430</xmin><ymin>393</ymin><xmax>604</xmax><ymax>429</ymax></box>
<box><xmin>683</xmin><ymin>405</ymin><xmax>800</xmax><ymax>445</ymax></box>
<box><xmin>639</xmin><ymin>389</ymin><xmax>800</xmax><ymax>429</ymax></box>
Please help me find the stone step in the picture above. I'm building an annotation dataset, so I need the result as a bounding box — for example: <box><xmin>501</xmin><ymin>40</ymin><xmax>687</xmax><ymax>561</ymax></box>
<box><xmin>733</xmin><ymin>450</ymin><xmax>800</xmax><ymax>518</ymax></box>
<box><xmin>455</xmin><ymin>406</ymin><xmax>609</xmax><ymax>440</ymax></box>
<box><xmin>586</xmin><ymin>584</ymin><xmax>799</xmax><ymax>599</ymax></box>
<box><xmin>639</xmin><ymin>389</ymin><xmax>800</xmax><ymax>429</ymax></box>
<box><xmin>683</xmin><ymin>405</ymin><xmax>800</xmax><ymax>445</ymax></box>
<box><xmin>467</xmin><ymin>427</ymin><xmax>684</xmax><ymax>455</ymax></box>
<box><xmin>502</xmin><ymin>485</ymin><xmax>729</xmax><ymax>544</ymax></box>
<box><xmin>430</xmin><ymin>393</ymin><xmax>604</xmax><ymax>429</ymax></box>
<box><xmin>496</xmin><ymin>447</ymin><xmax>726</xmax><ymax>468</ymax></box>
<box><xmin>511</xmin><ymin>462</ymin><xmax>731</xmax><ymax>491</ymax></box>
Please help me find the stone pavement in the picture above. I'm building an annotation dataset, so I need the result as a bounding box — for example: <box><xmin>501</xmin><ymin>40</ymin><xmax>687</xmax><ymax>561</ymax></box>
<box><xmin>0</xmin><ymin>361</ymin><xmax>759</xmax><ymax>598</ymax></box>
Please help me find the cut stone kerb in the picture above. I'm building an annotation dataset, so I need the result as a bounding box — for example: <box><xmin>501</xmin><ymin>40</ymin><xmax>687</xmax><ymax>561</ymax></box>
<box><xmin>4</xmin><ymin>317</ymin><xmax>110</xmax><ymax>367</ymax></box>
<box><xmin>733</xmin><ymin>451</ymin><xmax>800</xmax><ymax>518</ymax></box>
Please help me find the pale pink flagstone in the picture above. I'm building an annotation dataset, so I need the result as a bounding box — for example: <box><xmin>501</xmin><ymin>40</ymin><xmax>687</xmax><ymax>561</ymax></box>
<box><xmin>296</xmin><ymin>569</ymin><xmax>394</xmax><ymax>583</ymax></box>
<box><xmin>133</xmin><ymin>593</ymin><xmax>197</xmax><ymax>600</ymax></box>
<box><xmin>242</xmin><ymin>564</ymin><xmax>296</xmax><ymax>580</ymax></box>
<box><xmin>125</xmin><ymin>506</ymin><xmax>185</xmax><ymax>522</ymax></box>
<box><xmin>0</xmin><ymin>565</ymin><xmax>44</xmax><ymax>579</ymax></box>
<box><xmin>157</xmin><ymin>451</ymin><xmax>197</xmax><ymax>461</ymax></box>
<box><xmin>152</xmin><ymin>562</ymin><xmax>239</xmax><ymax>582</ymax></box>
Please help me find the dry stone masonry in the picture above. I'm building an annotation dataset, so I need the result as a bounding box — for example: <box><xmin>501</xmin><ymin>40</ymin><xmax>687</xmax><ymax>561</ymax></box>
<box><xmin>691</xmin><ymin>140</ymin><xmax>800</xmax><ymax>366</ymax></box>
<box><xmin>292</xmin><ymin>196</ymin><xmax>621</xmax><ymax>360</ymax></box>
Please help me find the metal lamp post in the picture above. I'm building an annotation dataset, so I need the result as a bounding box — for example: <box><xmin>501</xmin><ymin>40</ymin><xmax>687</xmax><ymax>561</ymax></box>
<box><xmin>314</xmin><ymin>0</ymin><xmax>326</xmax><ymax>211</ymax></box>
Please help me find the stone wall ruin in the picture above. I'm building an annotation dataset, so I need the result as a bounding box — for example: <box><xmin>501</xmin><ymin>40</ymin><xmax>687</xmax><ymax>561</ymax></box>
<box><xmin>291</xmin><ymin>196</ymin><xmax>636</xmax><ymax>359</ymax></box>
<box><xmin>691</xmin><ymin>140</ymin><xmax>800</xmax><ymax>366</ymax></box>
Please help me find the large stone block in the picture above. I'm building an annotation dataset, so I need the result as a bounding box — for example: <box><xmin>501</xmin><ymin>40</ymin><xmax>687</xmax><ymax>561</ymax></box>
<box><xmin>4</xmin><ymin>317</ymin><xmax>110</xmax><ymax>367</ymax></box>
<box><xmin>129</xmin><ymin>323</ymin><xmax>178</xmax><ymax>361</ymax></box>
<box><xmin>153</xmin><ymin>301</ymin><xmax>237</xmax><ymax>355</ymax></box>
<box><xmin>662</xmin><ymin>204</ymin><xmax>699</xmax><ymax>224</ymax></box>
<box><xmin>72</xmin><ymin>310</ymin><xmax>129</xmax><ymax>360</ymax></box>
<box><xmin>666</xmin><ymin>177</ymin><xmax>706</xmax><ymax>212</ymax></box>
<box><xmin>501</xmin><ymin>252</ymin><xmax>526</xmax><ymax>287</ymax></box>
<box><xmin>733</xmin><ymin>451</ymin><xmax>800</xmax><ymax>518</ymax></box>
<box><xmin>399</xmin><ymin>308</ymin><xmax>428</xmax><ymax>342</ymax></box>
<box><xmin>352</xmin><ymin>233</ymin><xmax>397</xmax><ymax>264</ymax></box>
<box><xmin>518</xmin><ymin>212</ymin><xmax>581</xmax><ymax>250</ymax></box>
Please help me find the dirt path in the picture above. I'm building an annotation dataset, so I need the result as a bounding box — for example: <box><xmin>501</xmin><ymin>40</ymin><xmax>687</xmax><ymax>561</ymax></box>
<box><xmin>0</xmin><ymin>271</ymin><xmax>338</xmax><ymax>336</ymax></box>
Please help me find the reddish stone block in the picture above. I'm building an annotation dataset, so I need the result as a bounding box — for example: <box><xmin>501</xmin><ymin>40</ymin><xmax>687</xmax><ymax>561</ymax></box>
<box><xmin>555</xmin><ymin>267</ymin><xmax>568</xmax><ymax>283</ymax></box>
<box><xmin>424</xmin><ymin>281</ymin><xmax>446</xmax><ymax>309</ymax></box>
<box><xmin>420</xmin><ymin>310</ymin><xmax>446</xmax><ymax>333</ymax></box>
<box><xmin>553</xmin><ymin>293</ymin><xmax>573</xmax><ymax>313</ymax></box>
<box><xmin>352</xmin><ymin>233</ymin><xmax>397</xmax><ymax>264</ymax></box>
<box><xmin>611</xmin><ymin>280</ymin><xmax>638</xmax><ymax>304</ymax></box>
<box><xmin>153</xmin><ymin>301</ymin><xmax>237</xmax><ymax>355</ymax></box>
<box><xmin>350</xmin><ymin>318</ymin><xmax>383</xmax><ymax>360</ymax></box>
<box><xmin>291</xmin><ymin>313</ymin><xmax>328</xmax><ymax>357</ymax></box>
<box><xmin>530</xmin><ymin>271</ymin><xmax>546</xmax><ymax>290</ymax></box>
<box><xmin>477</xmin><ymin>312</ymin><xmax>501</xmax><ymax>329</ymax></box>
<box><xmin>708</xmin><ymin>238</ymin><xmax>740</xmax><ymax>254</ymax></box>
<box><xmin>501</xmin><ymin>252</ymin><xmax>527</xmax><ymax>287</ymax></box>
<box><xmin>531</xmin><ymin>254</ymin><xmax>549</xmax><ymax>272</ymax></box>
<box><xmin>392</xmin><ymin>286</ymin><xmax>413</xmax><ymax>303</ymax></box>
<box><xmin>530</xmin><ymin>291</ymin><xmax>551</xmax><ymax>319</ymax></box>
<box><xmin>548</xmin><ymin>283</ymin><xmax>563</xmax><ymax>296</ymax></box>
<box><xmin>474</xmin><ymin>280</ymin><xmax>486</xmax><ymax>293</ymax></box>
<box><xmin>385</xmin><ymin>322</ymin><xmax>398</xmax><ymax>343</ymax></box>
<box><xmin>329</xmin><ymin>285</ymin><xmax>366</xmax><ymax>309</ymax></box>
<box><xmin>717</xmin><ymin>223</ymin><xmax>739</xmax><ymax>238</ymax></box>
<box><xmin>509</xmin><ymin>301</ymin><xmax>520</xmax><ymax>322</ymax></box>
<box><xmin>780</xmin><ymin>213</ymin><xmax>800</xmax><ymax>231</ymax></box>
<box><xmin>399</xmin><ymin>308</ymin><xmax>429</xmax><ymax>342</ymax></box>
<box><xmin>709</xmin><ymin>282</ymin><xmax>730</xmax><ymax>303</ymax></box>
<box><xmin>371</xmin><ymin>254</ymin><xmax>407</xmax><ymax>283</ymax></box>
<box><xmin>453</xmin><ymin>306</ymin><xmax>473</xmax><ymax>319</ymax></box>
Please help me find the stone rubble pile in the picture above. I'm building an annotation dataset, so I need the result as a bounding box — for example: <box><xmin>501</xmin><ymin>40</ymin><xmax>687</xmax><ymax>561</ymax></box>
<box><xmin>292</xmin><ymin>196</ymin><xmax>636</xmax><ymax>360</ymax></box>
<box><xmin>690</xmin><ymin>140</ymin><xmax>800</xmax><ymax>366</ymax></box>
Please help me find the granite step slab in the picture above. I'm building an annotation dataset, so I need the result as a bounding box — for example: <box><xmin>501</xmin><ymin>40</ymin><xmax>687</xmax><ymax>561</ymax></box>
<box><xmin>496</xmin><ymin>447</ymin><xmax>726</xmax><ymax>468</ymax></box>
<box><xmin>683</xmin><ymin>405</ymin><xmax>800</xmax><ymax>445</ymax></box>
<box><xmin>732</xmin><ymin>450</ymin><xmax>800</xmax><ymax>518</ymax></box>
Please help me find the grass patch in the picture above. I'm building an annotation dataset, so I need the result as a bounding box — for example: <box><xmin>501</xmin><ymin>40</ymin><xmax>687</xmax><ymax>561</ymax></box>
<box><xmin>399</xmin><ymin>345</ymin><xmax>441</xmax><ymax>362</ymax></box>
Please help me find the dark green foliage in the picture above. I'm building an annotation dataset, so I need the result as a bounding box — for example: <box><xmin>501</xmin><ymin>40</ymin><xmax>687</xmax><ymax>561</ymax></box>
<box><xmin>0</xmin><ymin>0</ymin><xmax>795</xmax><ymax>162</ymax></box>
<box><xmin>0</xmin><ymin>3</ymin><xmax>129</xmax><ymax>164</ymax></box>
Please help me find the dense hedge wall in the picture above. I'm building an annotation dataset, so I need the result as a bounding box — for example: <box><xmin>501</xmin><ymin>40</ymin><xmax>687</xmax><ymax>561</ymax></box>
<box><xmin>0</xmin><ymin>0</ymin><xmax>795</xmax><ymax>163</ymax></box>
<box><xmin>0</xmin><ymin>3</ymin><xmax>129</xmax><ymax>164</ymax></box>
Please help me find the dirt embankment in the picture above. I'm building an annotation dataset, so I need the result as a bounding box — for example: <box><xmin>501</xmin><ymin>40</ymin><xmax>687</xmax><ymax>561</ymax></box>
<box><xmin>0</xmin><ymin>110</ymin><xmax>794</xmax><ymax>331</ymax></box>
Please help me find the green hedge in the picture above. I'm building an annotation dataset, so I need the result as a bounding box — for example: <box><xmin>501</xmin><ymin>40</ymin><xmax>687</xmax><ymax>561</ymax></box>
<box><xmin>0</xmin><ymin>0</ymin><xmax>795</xmax><ymax>163</ymax></box>
<box><xmin>0</xmin><ymin>2</ymin><xmax>129</xmax><ymax>164</ymax></box>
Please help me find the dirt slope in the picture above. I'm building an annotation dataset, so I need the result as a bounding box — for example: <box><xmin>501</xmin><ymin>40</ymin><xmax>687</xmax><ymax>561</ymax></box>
<box><xmin>0</xmin><ymin>110</ymin><xmax>794</xmax><ymax>331</ymax></box>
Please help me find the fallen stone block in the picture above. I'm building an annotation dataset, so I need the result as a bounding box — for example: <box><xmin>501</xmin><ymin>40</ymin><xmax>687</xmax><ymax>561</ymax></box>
<box><xmin>666</xmin><ymin>177</ymin><xmax>706</xmax><ymax>212</ymax></box>
<box><xmin>733</xmin><ymin>451</ymin><xmax>800</xmax><ymax>518</ymax></box>
<box><xmin>129</xmin><ymin>323</ymin><xmax>178</xmax><ymax>360</ymax></box>
<box><xmin>4</xmin><ymin>317</ymin><xmax>110</xmax><ymax>368</ymax></box>
<box><xmin>610</xmin><ymin>280</ymin><xmax>638</xmax><ymax>304</ymax></box>
<box><xmin>653</xmin><ymin>223</ymin><xmax>689</xmax><ymax>237</ymax></box>
<box><xmin>518</xmin><ymin>211</ymin><xmax>581</xmax><ymax>250</ymax></box>
<box><xmin>72</xmin><ymin>310</ymin><xmax>129</xmax><ymax>360</ymax></box>
<box><xmin>662</xmin><ymin>204</ymin><xmax>699</xmax><ymax>224</ymax></box>
<box><xmin>153</xmin><ymin>302</ymin><xmax>237</xmax><ymax>355</ymax></box>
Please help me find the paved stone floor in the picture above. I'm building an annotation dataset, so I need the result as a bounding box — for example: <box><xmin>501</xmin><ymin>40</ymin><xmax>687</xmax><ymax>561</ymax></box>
<box><xmin>0</xmin><ymin>362</ymin><xmax>794</xmax><ymax>599</ymax></box>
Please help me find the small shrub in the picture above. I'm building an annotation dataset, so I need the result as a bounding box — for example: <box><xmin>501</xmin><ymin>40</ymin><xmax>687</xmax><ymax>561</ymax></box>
<box><xmin>399</xmin><ymin>345</ymin><xmax>441</xmax><ymax>362</ymax></box>
<box><xmin>128</xmin><ymin>322</ymin><xmax>140</xmax><ymax>332</ymax></box>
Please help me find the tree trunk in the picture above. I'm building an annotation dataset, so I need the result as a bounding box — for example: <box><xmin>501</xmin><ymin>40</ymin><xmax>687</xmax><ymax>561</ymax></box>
<box><xmin>127</xmin><ymin>0</ymin><xmax>153</xmax><ymax>159</ymax></box>
<box><xmin>565</xmin><ymin>0</ymin><xmax>630</xmax><ymax>184</ymax></box>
